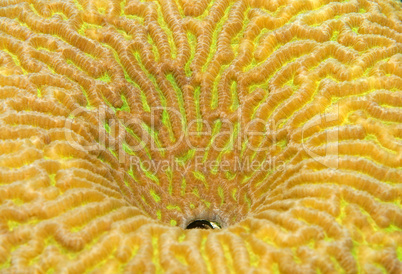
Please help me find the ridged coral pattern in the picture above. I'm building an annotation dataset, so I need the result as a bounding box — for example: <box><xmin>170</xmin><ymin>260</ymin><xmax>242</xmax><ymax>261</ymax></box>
<box><xmin>0</xmin><ymin>0</ymin><xmax>401</xmax><ymax>272</ymax></box>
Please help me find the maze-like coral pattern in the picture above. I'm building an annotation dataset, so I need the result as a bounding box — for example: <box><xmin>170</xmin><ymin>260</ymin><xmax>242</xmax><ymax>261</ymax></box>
<box><xmin>0</xmin><ymin>0</ymin><xmax>401</xmax><ymax>272</ymax></box>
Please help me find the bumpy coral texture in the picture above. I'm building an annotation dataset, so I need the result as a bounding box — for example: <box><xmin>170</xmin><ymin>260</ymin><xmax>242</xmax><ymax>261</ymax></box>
<box><xmin>0</xmin><ymin>0</ymin><xmax>401</xmax><ymax>272</ymax></box>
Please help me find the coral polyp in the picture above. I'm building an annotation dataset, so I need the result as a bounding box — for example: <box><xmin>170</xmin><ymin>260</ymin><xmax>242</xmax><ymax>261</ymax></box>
<box><xmin>0</xmin><ymin>0</ymin><xmax>401</xmax><ymax>272</ymax></box>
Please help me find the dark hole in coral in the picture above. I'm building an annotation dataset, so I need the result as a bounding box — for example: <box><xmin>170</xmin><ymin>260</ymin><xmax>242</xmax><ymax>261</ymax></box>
<box><xmin>186</xmin><ymin>220</ymin><xmax>221</xmax><ymax>230</ymax></box>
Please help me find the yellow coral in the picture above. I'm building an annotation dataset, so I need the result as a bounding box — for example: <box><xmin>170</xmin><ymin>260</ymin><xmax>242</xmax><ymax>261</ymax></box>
<box><xmin>0</xmin><ymin>0</ymin><xmax>401</xmax><ymax>272</ymax></box>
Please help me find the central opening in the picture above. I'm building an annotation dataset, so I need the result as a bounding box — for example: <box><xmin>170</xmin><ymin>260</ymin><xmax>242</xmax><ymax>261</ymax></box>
<box><xmin>185</xmin><ymin>220</ymin><xmax>221</xmax><ymax>230</ymax></box>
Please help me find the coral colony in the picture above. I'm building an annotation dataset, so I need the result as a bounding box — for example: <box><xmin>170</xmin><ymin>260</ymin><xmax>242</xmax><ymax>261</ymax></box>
<box><xmin>0</xmin><ymin>0</ymin><xmax>401</xmax><ymax>273</ymax></box>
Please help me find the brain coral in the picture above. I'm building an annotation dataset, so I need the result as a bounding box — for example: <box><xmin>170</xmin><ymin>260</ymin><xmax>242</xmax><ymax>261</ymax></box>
<box><xmin>0</xmin><ymin>0</ymin><xmax>402</xmax><ymax>273</ymax></box>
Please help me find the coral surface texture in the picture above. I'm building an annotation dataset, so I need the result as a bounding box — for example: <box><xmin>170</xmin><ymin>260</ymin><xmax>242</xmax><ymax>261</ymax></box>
<box><xmin>0</xmin><ymin>0</ymin><xmax>401</xmax><ymax>273</ymax></box>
